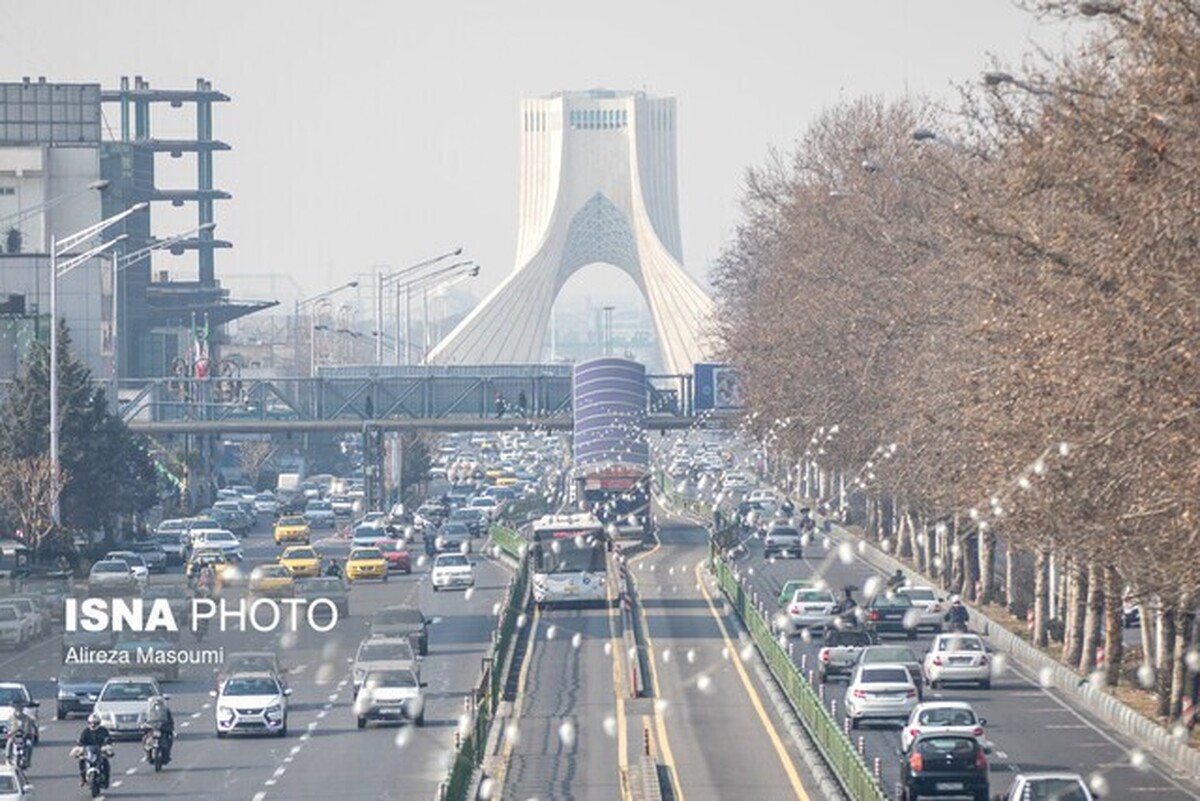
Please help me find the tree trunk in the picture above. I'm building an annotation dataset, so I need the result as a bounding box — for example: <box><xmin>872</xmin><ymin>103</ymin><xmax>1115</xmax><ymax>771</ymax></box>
<box><xmin>1079</xmin><ymin>562</ymin><xmax>1103</xmax><ymax>673</ymax></box>
<box><xmin>962</xmin><ymin>532</ymin><xmax>979</xmax><ymax>603</ymax></box>
<box><xmin>1062</xmin><ymin>561</ymin><xmax>1084</xmax><ymax>667</ymax></box>
<box><xmin>1140</xmin><ymin>602</ymin><xmax>1156</xmax><ymax>670</ymax></box>
<box><xmin>1034</xmin><ymin>548</ymin><xmax>1050</xmax><ymax>648</ymax></box>
<box><xmin>1005</xmin><ymin>544</ymin><xmax>1016</xmax><ymax>613</ymax></box>
<box><xmin>1157</xmin><ymin>607</ymin><xmax>1177</xmax><ymax>719</ymax></box>
<box><xmin>1170</xmin><ymin>604</ymin><xmax>1193</xmax><ymax>720</ymax></box>
<box><xmin>978</xmin><ymin>530</ymin><xmax>996</xmax><ymax>605</ymax></box>
<box><xmin>920</xmin><ymin>513</ymin><xmax>934</xmax><ymax>575</ymax></box>
<box><xmin>937</xmin><ymin>519</ymin><xmax>951</xmax><ymax>587</ymax></box>
<box><xmin>1102</xmin><ymin>566</ymin><xmax>1125</xmax><ymax>687</ymax></box>
<box><xmin>897</xmin><ymin>504</ymin><xmax>912</xmax><ymax>559</ymax></box>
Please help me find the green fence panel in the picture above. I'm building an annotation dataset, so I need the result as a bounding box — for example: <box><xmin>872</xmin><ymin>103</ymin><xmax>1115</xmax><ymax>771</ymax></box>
<box><xmin>713</xmin><ymin>557</ymin><xmax>886</xmax><ymax>801</ymax></box>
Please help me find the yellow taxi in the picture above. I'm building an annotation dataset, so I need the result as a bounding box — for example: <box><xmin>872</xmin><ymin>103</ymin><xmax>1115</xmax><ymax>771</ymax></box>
<box><xmin>278</xmin><ymin>546</ymin><xmax>322</xmax><ymax>578</ymax></box>
<box><xmin>494</xmin><ymin>475</ymin><xmax>519</xmax><ymax>488</ymax></box>
<box><xmin>248</xmin><ymin>564</ymin><xmax>295</xmax><ymax>597</ymax></box>
<box><xmin>345</xmin><ymin>547</ymin><xmax>388</xmax><ymax>583</ymax></box>
<box><xmin>484</xmin><ymin>467</ymin><xmax>505</xmax><ymax>480</ymax></box>
<box><xmin>274</xmin><ymin>515</ymin><xmax>311</xmax><ymax>546</ymax></box>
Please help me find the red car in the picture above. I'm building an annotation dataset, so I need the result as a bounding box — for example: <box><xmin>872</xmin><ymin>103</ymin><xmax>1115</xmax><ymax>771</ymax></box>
<box><xmin>377</xmin><ymin>540</ymin><xmax>412</xmax><ymax>574</ymax></box>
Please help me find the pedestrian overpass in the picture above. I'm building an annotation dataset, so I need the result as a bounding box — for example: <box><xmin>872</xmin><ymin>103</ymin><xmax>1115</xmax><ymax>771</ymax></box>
<box><xmin>114</xmin><ymin>366</ymin><xmax>727</xmax><ymax>435</ymax></box>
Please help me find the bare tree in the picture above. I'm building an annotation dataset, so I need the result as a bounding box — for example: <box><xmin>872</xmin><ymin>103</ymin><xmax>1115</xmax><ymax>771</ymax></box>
<box><xmin>239</xmin><ymin>441</ymin><xmax>276</xmax><ymax>490</ymax></box>
<box><xmin>0</xmin><ymin>455</ymin><xmax>66</xmax><ymax>557</ymax></box>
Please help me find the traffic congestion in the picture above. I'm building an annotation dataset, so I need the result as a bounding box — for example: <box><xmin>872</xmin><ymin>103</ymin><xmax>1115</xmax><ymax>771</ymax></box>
<box><xmin>655</xmin><ymin>431</ymin><xmax>1194</xmax><ymax>801</ymax></box>
<box><xmin>0</xmin><ymin>430</ymin><xmax>566</xmax><ymax>799</ymax></box>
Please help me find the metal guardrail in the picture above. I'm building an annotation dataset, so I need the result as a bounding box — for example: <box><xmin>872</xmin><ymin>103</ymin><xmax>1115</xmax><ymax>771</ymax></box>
<box><xmin>712</xmin><ymin>554</ymin><xmax>887</xmax><ymax>801</ymax></box>
<box><xmin>659</xmin><ymin>482</ymin><xmax>885</xmax><ymax>801</ymax></box>
<box><xmin>440</xmin><ymin>522</ymin><xmax>530</xmax><ymax>800</ymax></box>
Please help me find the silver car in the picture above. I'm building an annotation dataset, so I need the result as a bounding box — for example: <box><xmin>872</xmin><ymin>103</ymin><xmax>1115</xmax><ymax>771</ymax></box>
<box><xmin>87</xmin><ymin>559</ymin><xmax>138</xmax><ymax>594</ymax></box>
<box><xmin>843</xmin><ymin>662</ymin><xmax>919</xmax><ymax>728</ymax></box>
<box><xmin>93</xmin><ymin>676</ymin><xmax>166</xmax><ymax>739</ymax></box>
<box><xmin>352</xmin><ymin>637</ymin><xmax>418</xmax><ymax>692</ymax></box>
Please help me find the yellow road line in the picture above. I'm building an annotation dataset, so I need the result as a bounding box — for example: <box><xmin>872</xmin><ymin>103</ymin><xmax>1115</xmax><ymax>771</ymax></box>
<box><xmin>608</xmin><ymin>560</ymin><xmax>632</xmax><ymax>801</ymax></box>
<box><xmin>694</xmin><ymin>562</ymin><xmax>811</xmax><ymax>800</ymax></box>
<box><xmin>492</xmin><ymin>604</ymin><xmax>540</xmax><ymax>799</ymax></box>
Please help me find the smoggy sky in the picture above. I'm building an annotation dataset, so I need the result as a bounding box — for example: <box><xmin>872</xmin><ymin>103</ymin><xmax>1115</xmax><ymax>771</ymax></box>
<box><xmin>7</xmin><ymin>1</ymin><xmax>1074</xmax><ymax>315</ymax></box>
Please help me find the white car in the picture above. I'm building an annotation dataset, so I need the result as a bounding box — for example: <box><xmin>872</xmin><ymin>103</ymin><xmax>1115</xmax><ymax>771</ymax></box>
<box><xmin>900</xmin><ymin>701</ymin><xmax>986</xmax><ymax>752</ymax></box>
<box><xmin>431</xmin><ymin>553</ymin><xmax>475</xmax><ymax>592</ymax></box>
<box><xmin>192</xmin><ymin>530</ymin><xmax>244</xmax><ymax>562</ymax></box>
<box><xmin>1002</xmin><ymin>773</ymin><xmax>1094</xmax><ymax>800</ymax></box>
<box><xmin>215</xmin><ymin>672</ymin><xmax>291</xmax><ymax>737</ymax></box>
<box><xmin>467</xmin><ymin>496</ymin><xmax>500</xmax><ymax>521</ymax></box>
<box><xmin>86</xmin><ymin>559</ymin><xmax>139</xmax><ymax>594</ymax></box>
<box><xmin>0</xmin><ymin>764</ymin><xmax>33</xmax><ymax>801</ymax></box>
<box><xmin>353</xmin><ymin>667</ymin><xmax>426</xmax><ymax>728</ymax></box>
<box><xmin>843</xmin><ymin>662</ymin><xmax>919</xmax><ymax>728</ymax></box>
<box><xmin>105</xmin><ymin>551</ymin><xmax>149</xmax><ymax>587</ymax></box>
<box><xmin>781</xmin><ymin>587</ymin><xmax>838</xmax><ymax>632</ymax></box>
<box><xmin>923</xmin><ymin>633</ymin><xmax>992</xmax><ymax>689</ymax></box>
<box><xmin>304</xmin><ymin>499</ymin><xmax>336</xmax><ymax>528</ymax></box>
<box><xmin>0</xmin><ymin>684</ymin><xmax>38</xmax><ymax>742</ymax></box>
<box><xmin>896</xmin><ymin>585</ymin><xmax>946</xmax><ymax>632</ymax></box>
<box><xmin>253</xmin><ymin>492</ymin><xmax>278</xmax><ymax>515</ymax></box>
<box><xmin>93</xmin><ymin>676</ymin><xmax>165</xmax><ymax>739</ymax></box>
<box><xmin>0</xmin><ymin>608</ymin><xmax>26</xmax><ymax>649</ymax></box>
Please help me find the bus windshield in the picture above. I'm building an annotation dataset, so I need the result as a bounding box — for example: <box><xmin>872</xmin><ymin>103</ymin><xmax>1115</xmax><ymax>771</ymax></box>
<box><xmin>533</xmin><ymin>538</ymin><xmax>606</xmax><ymax>573</ymax></box>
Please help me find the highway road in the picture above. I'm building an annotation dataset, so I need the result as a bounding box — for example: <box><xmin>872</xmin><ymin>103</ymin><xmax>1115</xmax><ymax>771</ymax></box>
<box><xmin>2</xmin><ymin>513</ymin><xmax>511</xmax><ymax>801</ymax></box>
<box><xmin>502</xmin><ymin>513</ymin><xmax>817</xmax><ymax>801</ymax></box>
<box><xmin>732</xmin><ymin>529</ymin><xmax>1200</xmax><ymax>800</ymax></box>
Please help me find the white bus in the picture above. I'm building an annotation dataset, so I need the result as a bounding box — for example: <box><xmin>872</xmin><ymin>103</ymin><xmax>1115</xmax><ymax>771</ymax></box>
<box><xmin>530</xmin><ymin>513</ymin><xmax>609</xmax><ymax>607</ymax></box>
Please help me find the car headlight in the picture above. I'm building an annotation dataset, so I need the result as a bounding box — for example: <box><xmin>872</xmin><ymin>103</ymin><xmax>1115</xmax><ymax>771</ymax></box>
<box><xmin>264</xmin><ymin>704</ymin><xmax>283</xmax><ymax>719</ymax></box>
<box><xmin>217</xmin><ymin>706</ymin><xmax>235</xmax><ymax>721</ymax></box>
<box><xmin>100</xmin><ymin>712</ymin><xmax>115</xmax><ymax>723</ymax></box>
<box><xmin>353</xmin><ymin>669</ymin><xmax>365</xmax><ymax>683</ymax></box>
<box><xmin>58</xmin><ymin>687</ymin><xmax>73</xmax><ymax>699</ymax></box>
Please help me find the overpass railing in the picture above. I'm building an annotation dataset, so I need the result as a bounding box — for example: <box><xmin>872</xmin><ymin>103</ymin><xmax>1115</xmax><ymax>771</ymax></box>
<box><xmin>111</xmin><ymin>372</ymin><xmax>695</xmax><ymax>425</ymax></box>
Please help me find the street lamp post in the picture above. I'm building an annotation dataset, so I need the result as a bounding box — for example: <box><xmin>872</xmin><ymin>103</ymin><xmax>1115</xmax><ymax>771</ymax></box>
<box><xmin>403</xmin><ymin>261</ymin><xmax>479</xmax><ymax>363</ymax></box>
<box><xmin>110</xmin><ymin>222</ymin><xmax>216</xmax><ymax>384</ymax></box>
<box><xmin>422</xmin><ymin>268</ymin><xmax>479</xmax><ymax>360</ymax></box>
<box><xmin>294</xmin><ymin>280</ymin><xmax>358</xmax><ymax>378</ymax></box>
<box><xmin>49</xmin><ymin>201</ymin><xmax>148</xmax><ymax>524</ymax></box>
<box><xmin>375</xmin><ymin>248</ymin><xmax>462</xmax><ymax>366</ymax></box>
<box><xmin>0</xmin><ymin>179</ymin><xmax>109</xmax><ymax>249</ymax></box>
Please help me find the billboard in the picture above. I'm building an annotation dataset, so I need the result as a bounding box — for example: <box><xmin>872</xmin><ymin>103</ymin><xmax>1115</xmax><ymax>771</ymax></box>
<box><xmin>694</xmin><ymin>363</ymin><xmax>743</xmax><ymax>411</ymax></box>
<box><xmin>572</xmin><ymin>357</ymin><xmax>648</xmax><ymax>471</ymax></box>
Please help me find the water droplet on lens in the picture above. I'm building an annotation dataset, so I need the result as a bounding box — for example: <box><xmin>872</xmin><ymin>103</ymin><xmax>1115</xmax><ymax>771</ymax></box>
<box><xmin>558</xmin><ymin>720</ymin><xmax>576</xmax><ymax>746</ymax></box>
<box><xmin>1038</xmin><ymin>666</ymin><xmax>1054</xmax><ymax>687</ymax></box>
<box><xmin>837</xmin><ymin>543</ymin><xmax>854</xmax><ymax>564</ymax></box>
<box><xmin>504</xmin><ymin>721</ymin><xmax>520</xmax><ymax>746</ymax></box>
<box><xmin>1137</xmin><ymin>663</ymin><xmax>1155</xmax><ymax>688</ymax></box>
<box><xmin>604</xmin><ymin>641</ymin><xmax>612</xmax><ymax>656</ymax></box>
<box><xmin>602</xmin><ymin>715</ymin><xmax>617</xmax><ymax>738</ymax></box>
<box><xmin>686</xmin><ymin>648</ymin><xmax>696</xmax><ymax>664</ymax></box>
<box><xmin>572</xmin><ymin>633</ymin><xmax>583</xmax><ymax>649</ymax></box>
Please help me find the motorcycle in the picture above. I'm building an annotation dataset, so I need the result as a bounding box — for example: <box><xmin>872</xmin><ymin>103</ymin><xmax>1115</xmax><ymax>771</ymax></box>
<box><xmin>71</xmin><ymin>743</ymin><xmax>113</xmax><ymax>798</ymax></box>
<box><xmin>6</xmin><ymin>731</ymin><xmax>32</xmax><ymax>770</ymax></box>
<box><xmin>142</xmin><ymin>725</ymin><xmax>167</xmax><ymax>772</ymax></box>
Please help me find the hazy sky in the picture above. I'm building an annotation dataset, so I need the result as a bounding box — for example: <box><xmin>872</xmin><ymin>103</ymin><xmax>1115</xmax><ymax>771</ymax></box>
<box><xmin>8</xmin><ymin>2</ymin><xmax>1072</xmax><ymax>316</ymax></box>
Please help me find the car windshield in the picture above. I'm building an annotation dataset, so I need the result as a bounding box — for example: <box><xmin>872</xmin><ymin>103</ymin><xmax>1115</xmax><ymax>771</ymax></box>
<box><xmin>152</xmin><ymin>535</ymin><xmax>179</xmax><ymax>546</ymax></box>
<box><xmin>860</xmin><ymin>668</ymin><xmax>910</xmax><ymax>684</ymax></box>
<box><xmin>374</xmin><ymin>608</ymin><xmax>422</xmax><ymax>625</ymax></box>
<box><xmin>866</xmin><ymin>648</ymin><xmax>916</xmax><ymax>663</ymax></box>
<box><xmin>436</xmin><ymin>555</ymin><xmax>470</xmax><ymax>568</ymax></box>
<box><xmin>350</xmin><ymin>549</ymin><xmax>382</xmax><ymax>561</ymax></box>
<box><xmin>873</xmin><ymin>595</ymin><xmax>913</xmax><ymax>608</ymax></box>
<box><xmin>228</xmin><ymin>657</ymin><xmax>276</xmax><ymax>673</ymax></box>
<box><xmin>93</xmin><ymin>562</ymin><xmax>127</xmax><ymax>573</ymax></box>
<box><xmin>296</xmin><ymin>579</ymin><xmax>342</xmax><ymax>595</ymax></box>
<box><xmin>918</xmin><ymin>707</ymin><xmax>977</xmax><ymax>726</ymax></box>
<box><xmin>60</xmin><ymin>663</ymin><xmax>118</xmax><ymax>681</ymax></box>
<box><xmin>794</xmin><ymin>590</ymin><xmax>832</xmax><ymax>603</ymax></box>
<box><xmin>917</xmin><ymin>737</ymin><xmax>978</xmax><ymax>757</ymax></box>
<box><xmin>1023</xmin><ymin>779</ymin><xmax>1089</xmax><ymax>800</ymax></box>
<box><xmin>256</xmin><ymin>566</ymin><xmax>289</xmax><ymax>578</ymax></box>
<box><xmin>0</xmin><ymin>608</ymin><xmax>15</xmax><ymax>622</ymax></box>
<box><xmin>940</xmin><ymin>637</ymin><xmax>984</xmax><ymax>652</ymax></box>
<box><xmin>828</xmin><ymin>631</ymin><xmax>872</xmax><ymax>647</ymax></box>
<box><xmin>902</xmin><ymin>588</ymin><xmax>937</xmax><ymax>602</ymax></box>
<box><xmin>377</xmin><ymin>541</ymin><xmax>405</xmax><ymax>553</ymax></box>
<box><xmin>285</xmin><ymin>548</ymin><xmax>317</xmax><ymax>559</ymax></box>
<box><xmin>207</xmin><ymin>532</ymin><xmax>236</xmax><ymax>543</ymax></box>
<box><xmin>0</xmin><ymin>687</ymin><xmax>28</xmax><ymax>704</ymax></box>
<box><xmin>307</xmin><ymin>501</ymin><xmax>331</xmax><ymax>511</ymax></box>
<box><xmin>0</xmin><ymin>776</ymin><xmax>16</xmax><ymax>792</ymax></box>
<box><xmin>100</xmin><ymin>682</ymin><xmax>156</xmax><ymax>702</ymax></box>
<box><xmin>279</xmin><ymin>517</ymin><xmax>307</xmax><ymax>527</ymax></box>
<box><xmin>365</xmin><ymin>670</ymin><xmax>418</xmax><ymax>688</ymax></box>
<box><xmin>358</xmin><ymin>642</ymin><xmax>411</xmax><ymax>661</ymax></box>
<box><xmin>223</xmin><ymin>678</ymin><xmax>281</xmax><ymax>696</ymax></box>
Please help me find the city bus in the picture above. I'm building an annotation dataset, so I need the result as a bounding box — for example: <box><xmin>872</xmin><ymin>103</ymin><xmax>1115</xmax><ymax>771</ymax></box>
<box><xmin>576</xmin><ymin>468</ymin><xmax>653</xmax><ymax>538</ymax></box>
<box><xmin>530</xmin><ymin>513</ymin><xmax>609</xmax><ymax>607</ymax></box>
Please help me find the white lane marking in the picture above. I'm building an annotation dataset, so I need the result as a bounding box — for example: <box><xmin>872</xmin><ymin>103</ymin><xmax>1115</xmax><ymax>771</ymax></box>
<box><xmin>125</xmin><ymin>766</ymin><xmax>138</xmax><ymax>775</ymax></box>
<box><xmin>202</xmin><ymin>702</ymin><xmax>212</xmax><ymax>709</ymax></box>
<box><xmin>327</xmin><ymin>693</ymin><xmax>338</xmax><ymax>701</ymax></box>
<box><xmin>190</xmin><ymin>712</ymin><xmax>202</xmax><ymax>718</ymax></box>
<box><xmin>307</xmin><ymin>721</ymin><xmax>318</xmax><ymax>731</ymax></box>
<box><xmin>316</xmin><ymin>710</ymin><xmax>327</xmax><ymax>719</ymax></box>
<box><xmin>289</xmin><ymin>745</ymin><xmax>302</xmax><ymax>756</ymax></box>
<box><xmin>273</xmin><ymin>766</ymin><xmax>286</xmax><ymax>779</ymax></box>
<box><xmin>322</xmin><ymin>703</ymin><xmax>332</xmax><ymax>710</ymax></box>
<box><xmin>264</xmin><ymin>779</ymin><xmax>277</xmax><ymax>786</ymax></box>
<box><xmin>252</xmin><ymin>793</ymin><xmax>267</xmax><ymax>801</ymax></box>
<box><xmin>180</xmin><ymin>720</ymin><xmax>191</xmax><ymax>728</ymax></box>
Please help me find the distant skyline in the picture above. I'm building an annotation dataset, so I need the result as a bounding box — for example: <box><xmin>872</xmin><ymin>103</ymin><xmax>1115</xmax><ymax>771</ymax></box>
<box><xmin>8</xmin><ymin>2</ymin><xmax>1075</xmax><ymax>320</ymax></box>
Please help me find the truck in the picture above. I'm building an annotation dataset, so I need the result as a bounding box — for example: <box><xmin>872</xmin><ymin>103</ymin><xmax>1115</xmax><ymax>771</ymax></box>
<box><xmin>276</xmin><ymin>473</ymin><xmax>301</xmax><ymax>495</ymax></box>
<box><xmin>574</xmin><ymin>466</ymin><xmax>653</xmax><ymax>539</ymax></box>
<box><xmin>816</xmin><ymin>627</ymin><xmax>878</xmax><ymax>682</ymax></box>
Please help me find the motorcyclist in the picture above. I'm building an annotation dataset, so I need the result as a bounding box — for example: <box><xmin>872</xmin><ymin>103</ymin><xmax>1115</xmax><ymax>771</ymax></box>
<box><xmin>196</xmin><ymin>561</ymin><xmax>216</xmax><ymax>593</ymax></box>
<box><xmin>945</xmin><ymin>596</ymin><xmax>970</xmax><ymax>631</ymax></box>
<box><xmin>780</xmin><ymin>497</ymin><xmax>795</xmax><ymax>516</ymax></box>
<box><xmin>798</xmin><ymin>507</ymin><xmax>817</xmax><ymax>534</ymax></box>
<box><xmin>141</xmin><ymin>696</ymin><xmax>174</xmax><ymax>765</ymax></box>
<box><xmin>5</xmin><ymin>701</ymin><xmax>35</xmax><ymax>767</ymax></box>
<box><xmin>886</xmin><ymin>569</ymin><xmax>906</xmax><ymax>590</ymax></box>
<box><xmin>323</xmin><ymin>558</ymin><xmax>343</xmax><ymax>578</ymax></box>
<box><xmin>76</xmin><ymin>712</ymin><xmax>112</xmax><ymax>787</ymax></box>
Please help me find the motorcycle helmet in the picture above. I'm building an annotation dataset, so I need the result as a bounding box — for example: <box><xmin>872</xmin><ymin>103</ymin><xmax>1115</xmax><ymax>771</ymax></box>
<box><xmin>88</xmin><ymin>712</ymin><xmax>101</xmax><ymax>727</ymax></box>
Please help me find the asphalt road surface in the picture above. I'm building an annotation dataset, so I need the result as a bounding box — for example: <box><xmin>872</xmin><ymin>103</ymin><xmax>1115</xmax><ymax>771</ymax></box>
<box><xmin>3</xmin><ymin>512</ymin><xmax>511</xmax><ymax>801</ymax></box>
<box><xmin>732</xmin><ymin>528</ymin><xmax>1199</xmax><ymax>800</ymax></box>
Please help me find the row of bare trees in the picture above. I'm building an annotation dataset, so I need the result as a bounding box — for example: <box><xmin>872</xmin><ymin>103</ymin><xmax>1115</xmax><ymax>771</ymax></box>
<box><xmin>711</xmin><ymin>0</ymin><xmax>1200</xmax><ymax>722</ymax></box>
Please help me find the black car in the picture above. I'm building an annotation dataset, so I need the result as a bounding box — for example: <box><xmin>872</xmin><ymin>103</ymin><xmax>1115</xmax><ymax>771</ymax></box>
<box><xmin>865</xmin><ymin>594</ymin><xmax>918</xmax><ymax>639</ymax></box>
<box><xmin>898</xmin><ymin>733</ymin><xmax>989</xmax><ymax>800</ymax></box>
<box><xmin>448</xmin><ymin>507</ymin><xmax>485</xmax><ymax>538</ymax></box>
<box><xmin>56</xmin><ymin>662</ymin><xmax>121</xmax><ymax>719</ymax></box>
